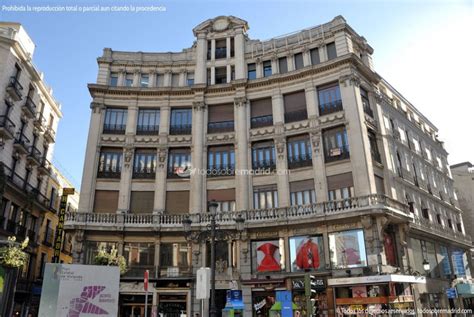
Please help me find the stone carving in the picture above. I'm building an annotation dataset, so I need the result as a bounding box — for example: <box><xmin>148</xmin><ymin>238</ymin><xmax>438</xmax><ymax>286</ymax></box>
<box><xmin>310</xmin><ymin>132</ymin><xmax>321</xmax><ymax>155</ymax></box>
<box><xmin>361</xmin><ymin>215</ymin><xmax>373</xmax><ymax>229</ymax></box>
<box><xmin>339</xmin><ymin>73</ymin><xmax>361</xmax><ymax>87</ymax></box>
<box><xmin>215</xmin><ymin>258</ymin><xmax>228</xmax><ymax>273</ymax></box>
<box><xmin>274</xmin><ymin>137</ymin><xmax>286</xmax><ymax>160</ymax></box>
<box><xmin>192</xmin><ymin>101</ymin><xmax>206</xmax><ymax>111</ymax></box>
<box><xmin>158</xmin><ymin>147</ymin><xmax>168</xmax><ymax>168</ymax></box>
<box><xmin>234</xmin><ymin>97</ymin><xmax>247</xmax><ymax>107</ymax></box>
<box><xmin>123</xmin><ymin>147</ymin><xmax>134</xmax><ymax>168</ymax></box>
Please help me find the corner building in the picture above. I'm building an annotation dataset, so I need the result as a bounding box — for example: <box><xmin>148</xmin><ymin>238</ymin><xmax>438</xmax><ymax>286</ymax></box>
<box><xmin>67</xmin><ymin>16</ymin><xmax>472</xmax><ymax>316</ymax></box>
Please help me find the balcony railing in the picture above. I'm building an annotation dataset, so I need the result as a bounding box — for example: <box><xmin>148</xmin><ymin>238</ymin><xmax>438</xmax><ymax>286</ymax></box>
<box><xmin>123</xmin><ymin>265</ymin><xmax>157</xmax><ymax>278</ymax></box>
<box><xmin>412</xmin><ymin>216</ymin><xmax>471</xmax><ymax>246</ymax></box>
<box><xmin>252</xmin><ymin>159</ymin><xmax>276</xmax><ymax>171</ymax></box>
<box><xmin>97</xmin><ymin>170</ymin><xmax>121</xmax><ymax>179</ymax></box>
<box><xmin>7</xmin><ymin>76</ymin><xmax>23</xmax><ymax>100</ymax></box>
<box><xmin>132</xmin><ymin>169</ymin><xmax>156</xmax><ymax>179</ymax></box>
<box><xmin>23</xmin><ymin>97</ymin><xmax>37</xmax><ymax>117</ymax></box>
<box><xmin>208</xmin><ymin>120</ymin><xmax>234</xmax><ymax>133</ymax></box>
<box><xmin>215</xmin><ymin>47</ymin><xmax>227</xmax><ymax>59</ymax></box>
<box><xmin>325</xmin><ymin>145</ymin><xmax>350</xmax><ymax>163</ymax></box>
<box><xmin>6</xmin><ymin>220</ymin><xmax>16</xmax><ymax>233</ymax></box>
<box><xmin>14</xmin><ymin>133</ymin><xmax>30</xmax><ymax>153</ymax></box>
<box><xmin>251</xmin><ymin>115</ymin><xmax>273</xmax><ymax>129</ymax></box>
<box><xmin>0</xmin><ymin>115</ymin><xmax>16</xmax><ymax>138</ymax></box>
<box><xmin>319</xmin><ymin>100</ymin><xmax>343</xmax><ymax>116</ymax></box>
<box><xmin>169</xmin><ymin>124</ymin><xmax>191</xmax><ymax>135</ymax></box>
<box><xmin>103</xmin><ymin>123</ymin><xmax>126</xmax><ymax>134</ymax></box>
<box><xmin>65</xmin><ymin>194</ymin><xmax>412</xmax><ymax>231</ymax></box>
<box><xmin>371</xmin><ymin>151</ymin><xmax>382</xmax><ymax>164</ymax></box>
<box><xmin>28</xmin><ymin>146</ymin><xmax>42</xmax><ymax>164</ymax></box>
<box><xmin>364</xmin><ymin>106</ymin><xmax>374</xmax><ymax>118</ymax></box>
<box><xmin>207</xmin><ymin>164</ymin><xmax>235</xmax><ymax>177</ymax></box>
<box><xmin>38</xmin><ymin>156</ymin><xmax>52</xmax><ymax>175</ymax></box>
<box><xmin>288</xmin><ymin>154</ymin><xmax>313</xmax><ymax>169</ymax></box>
<box><xmin>284</xmin><ymin>109</ymin><xmax>307</xmax><ymax>123</ymax></box>
<box><xmin>136</xmin><ymin>125</ymin><xmax>160</xmax><ymax>135</ymax></box>
<box><xmin>43</xmin><ymin>126</ymin><xmax>56</xmax><ymax>143</ymax></box>
<box><xmin>34</xmin><ymin>113</ymin><xmax>47</xmax><ymax>130</ymax></box>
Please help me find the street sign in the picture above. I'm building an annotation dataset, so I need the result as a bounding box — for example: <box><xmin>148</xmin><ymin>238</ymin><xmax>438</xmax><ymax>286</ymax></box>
<box><xmin>52</xmin><ymin>195</ymin><xmax>68</xmax><ymax>263</ymax></box>
<box><xmin>196</xmin><ymin>267</ymin><xmax>210</xmax><ymax>299</ymax></box>
<box><xmin>62</xmin><ymin>187</ymin><xmax>75</xmax><ymax>196</ymax></box>
<box><xmin>144</xmin><ymin>270</ymin><xmax>149</xmax><ymax>291</ymax></box>
<box><xmin>446</xmin><ymin>288</ymin><xmax>457</xmax><ymax>299</ymax></box>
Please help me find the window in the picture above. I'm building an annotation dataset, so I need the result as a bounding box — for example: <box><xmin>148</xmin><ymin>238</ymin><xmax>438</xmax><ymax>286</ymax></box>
<box><xmin>360</xmin><ymin>87</ymin><xmax>373</xmax><ymax>117</ymax></box>
<box><xmin>167</xmin><ymin>148</ymin><xmax>191</xmax><ymax>178</ymax></box>
<box><xmin>84</xmin><ymin>242</ymin><xmax>117</xmax><ymax>264</ymax></box>
<box><xmin>133</xmin><ymin>150</ymin><xmax>156</xmax><ymax>179</ymax></box>
<box><xmin>98</xmin><ymin>148</ymin><xmax>122</xmax><ymax>178</ymax></box>
<box><xmin>208</xmin><ymin>189</ymin><xmax>236</xmax><ymax>212</ymax></box>
<box><xmin>421</xmin><ymin>207</ymin><xmax>429</xmax><ymax>219</ymax></box>
<box><xmin>326</xmin><ymin>42</ymin><xmax>337</xmax><ymax>60</ymax></box>
<box><xmin>208</xmin><ymin>104</ymin><xmax>234</xmax><ymax>133</ymax></box>
<box><xmin>250</xmin><ymin>98</ymin><xmax>273</xmax><ymax>128</ymax></box>
<box><xmin>156</xmin><ymin>73</ymin><xmax>164</xmax><ymax>87</ymax></box>
<box><xmin>125</xmin><ymin>73</ymin><xmax>134</xmax><ymax>87</ymax></box>
<box><xmin>49</xmin><ymin>188</ymin><xmax>57</xmax><ymax>210</ymax></box>
<box><xmin>310</xmin><ymin>47</ymin><xmax>320</xmax><ymax>65</ymax></box>
<box><xmin>39</xmin><ymin>252</ymin><xmax>47</xmax><ymax>278</ymax></box>
<box><xmin>103</xmin><ymin>108</ymin><xmax>127</xmax><ymax>134</ymax></box>
<box><xmin>170</xmin><ymin>108</ymin><xmax>192</xmax><ymax>135</ymax></box>
<box><xmin>327</xmin><ymin>172</ymin><xmax>354</xmax><ymax>203</ymax></box>
<box><xmin>368</xmin><ymin>130</ymin><xmax>381</xmax><ymax>163</ymax></box>
<box><xmin>187</xmin><ymin>73</ymin><xmax>194</xmax><ymax>86</ymax></box>
<box><xmin>160</xmin><ymin>243</ymin><xmax>190</xmax><ymax>268</ymax></box>
<box><xmin>208</xmin><ymin>145</ymin><xmax>235</xmax><ymax>177</ymax></box>
<box><xmin>140</xmin><ymin>74</ymin><xmax>149</xmax><ymax>87</ymax></box>
<box><xmin>447</xmin><ymin>219</ymin><xmax>453</xmax><ymax>229</ymax></box>
<box><xmin>123</xmin><ymin>243</ymin><xmax>155</xmax><ymax>267</ymax></box>
<box><xmin>252</xmin><ymin>141</ymin><xmax>276</xmax><ymax>170</ymax></box>
<box><xmin>165</xmin><ymin>191</ymin><xmax>190</xmax><ymax>214</ymax></box>
<box><xmin>328</xmin><ymin>229</ymin><xmax>367</xmax><ymax>268</ymax></box>
<box><xmin>456</xmin><ymin>223</ymin><xmax>463</xmax><ymax>232</ymax></box>
<box><xmin>215</xmin><ymin>39</ymin><xmax>227</xmax><ymax>59</ymax></box>
<box><xmin>137</xmin><ymin>109</ymin><xmax>160</xmax><ymax>135</ymax></box>
<box><xmin>247</xmin><ymin>63</ymin><xmax>256</xmax><ymax>80</ymax></box>
<box><xmin>263</xmin><ymin>60</ymin><xmax>272</xmax><ymax>77</ymax></box>
<box><xmin>130</xmin><ymin>191</ymin><xmax>154</xmax><ymax>214</ymax></box>
<box><xmin>318</xmin><ymin>83</ymin><xmax>342</xmax><ymax>115</ymax></box>
<box><xmin>253</xmin><ymin>185</ymin><xmax>278</xmax><ymax>209</ymax></box>
<box><xmin>284</xmin><ymin>90</ymin><xmax>307</xmax><ymax>123</ymax></box>
<box><xmin>294</xmin><ymin>53</ymin><xmax>304</xmax><ymax>70</ymax></box>
<box><xmin>215</xmin><ymin>67</ymin><xmax>227</xmax><ymax>84</ymax></box>
<box><xmin>109</xmin><ymin>72</ymin><xmax>118</xmax><ymax>86</ymax></box>
<box><xmin>207</xmin><ymin>68</ymin><xmax>211</xmax><ymax>85</ymax></box>
<box><xmin>287</xmin><ymin>135</ymin><xmax>312</xmax><ymax>169</ymax></box>
<box><xmin>290</xmin><ymin>180</ymin><xmax>316</xmax><ymax>206</ymax></box>
<box><xmin>278</xmin><ymin>57</ymin><xmax>288</xmax><ymax>74</ymax></box>
<box><xmin>171</xmin><ymin>73</ymin><xmax>179</xmax><ymax>87</ymax></box>
<box><xmin>206</xmin><ymin>241</ymin><xmax>230</xmax><ymax>270</ymax></box>
<box><xmin>323</xmin><ymin>126</ymin><xmax>350</xmax><ymax>162</ymax></box>
<box><xmin>289</xmin><ymin>235</ymin><xmax>325</xmax><ymax>271</ymax></box>
<box><xmin>207</xmin><ymin>40</ymin><xmax>212</xmax><ymax>60</ymax></box>
<box><xmin>252</xmin><ymin>239</ymin><xmax>284</xmax><ymax>272</ymax></box>
<box><xmin>437</xmin><ymin>245</ymin><xmax>451</xmax><ymax>278</ymax></box>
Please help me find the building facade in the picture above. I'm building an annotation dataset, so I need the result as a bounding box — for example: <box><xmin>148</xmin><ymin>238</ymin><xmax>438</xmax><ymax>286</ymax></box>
<box><xmin>0</xmin><ymin>22</ymin><xmax>77</xmax><ymax>316</ymax></box>
<box><xmin>67</xmin><ymin>16</ymin><xmax>472</xmax><ymax>316</ymax></box>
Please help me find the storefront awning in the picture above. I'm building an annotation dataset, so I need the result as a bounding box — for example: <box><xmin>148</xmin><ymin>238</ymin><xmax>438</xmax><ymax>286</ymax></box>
<box><xmin>456</xmin><ymin>283</ymin><xmax>474</xmax><ymax>297</ymax></box>
<box><xmin>328</xmin><ymin>274</ymin><xmax>426</xmax><ymax>286</ymax></box>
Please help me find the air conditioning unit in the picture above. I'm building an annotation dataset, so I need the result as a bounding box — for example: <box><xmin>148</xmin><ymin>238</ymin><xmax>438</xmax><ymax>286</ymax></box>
<box><xmin>329</xmin><ymin>147</ymin><xmax>342</xmax><ymax>156</ymax></box>
<box><xmin>167</xmin><ymin>267</ymin><xmax>179</xmax><ymax>277</ymax></box>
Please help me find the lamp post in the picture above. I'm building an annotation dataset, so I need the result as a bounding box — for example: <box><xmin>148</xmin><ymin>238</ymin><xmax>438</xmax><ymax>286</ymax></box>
<box><xmin>182</xmin><ymin>200</ymin><xmax>245</xmax><ymax>317</ymax></box>
<box><xmin>422</xmin><ymin>259</ymin><xmax>430</xmax><ymax>275</ymax></box>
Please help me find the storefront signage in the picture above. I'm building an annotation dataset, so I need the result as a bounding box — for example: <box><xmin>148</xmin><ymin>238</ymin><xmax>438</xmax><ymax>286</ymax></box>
<box><xmin>196</xmin><ymin>267</ymin><xmax>210</xmax><ymax>299</ymax></box>
<box><xmin>254</xmin><ymin>298</ymin><xmax>266</xmax><ymax>311</ymax></box>
<box><xmin>336</xmin><ymin>296</ymin><xmax>388</xmax><ymax>305</ymax></box>
<box><xmin>225</xmin><ymin>290</ymin><xmax>244</xmax><ymax>309</ymax></box>
<box><xmin>326</xmin><ymin>223</ymin><xmax>360</xmax><ymax>232</ymax></box>
<box><xmin>452</xmin><ymin>250</ymin><xmax>467</xmax><ymax>277</ymax></box>
<box><xmin>456</xmin><ymin>283</ymin><xmax>474</xmax><ymax>296</ymax></box>
<box><xmin>328</xmin><ymin>274</ymin><xmax>426</xmax><ymax>286</ymax></box>
<box><xmin>255</xmin><ymin>231</ymin><xmax>279</xmax><ymax>238</ymax></box>
<box><xmin>52</xmin><ymin>194</ymin><xmax>68</xmax><ymax>263</ymax></box>
<box><xmin>292</xmin><ymin>279</ymin><xmax>305</xmax><ymax>290</ymax></box>
<box><xmin>446</xmin><ymin>288</ymin><xmax>457</xmax><ymax>299</ymax></box>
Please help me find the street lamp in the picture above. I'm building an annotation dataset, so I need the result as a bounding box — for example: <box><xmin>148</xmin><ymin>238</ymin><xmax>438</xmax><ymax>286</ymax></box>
<box><xmin>182</xmin><ymin>200</ymin><xmax>245</xmax><ymax>317</ymax></box>
<box><xmin>422</xmin><ymin>259</ymin><xmax>430</xmax><ymax>274</ymax></box>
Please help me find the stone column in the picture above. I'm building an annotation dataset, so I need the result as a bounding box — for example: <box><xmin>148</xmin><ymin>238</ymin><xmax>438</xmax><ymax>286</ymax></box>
<box><xmin>126</xmin><ymin>105</ymin><xmax>137</xmax><ymax>135</ymax></box>
<box><xmin>118</xmin><ymin>146</ymin><xmax>134</xmax><ymax>213</ymax></box>
<box><xmin>256</xmin><ymin>59</ymin><xmax>263</xmax><ymax>78</ymax></box>
<box><xmin>234</xmin><ymin>28</ymin><xmax>246</xmax><ymax>80</ymax></box>
<box><xmin>339</xmin><ymin>74</ymin><xmax>376</xmax><ymax>195</ymax></box>
<box><xmin>226</xmin><ymin>37</ymin><xmax>231</xmax><ymax>59</ymax></box>
<box><xmin>303</xmin><ymin>48</ymin><xmax>311</xmax><ymax>67</ymax></box>
<box><xmin>149</xmin><ymin>70</ymin><xmax>158</xmax><ymax>87</ymax></box>
<box><xmin>190</xmin><ymin>101</ymin><xmax>206</xmax><ymax>213</ymax></box>
<box><xmin>319</xmin><ymin>45</ymin><xmax>328</xmax><ymax>63</ymax></box>
<box><xmin>304</xmin><ymin>84</ymin><xmax>318</xmax><ymax>118</ymax></box>
<box><xmin>78</xmin><ymin>102</ymin><xmax>105</xmax><ymax>213</ymax></box>
<box><xmin>271</xmin><ymin>90</ymin><xmax>284</xmax><ymax>124</ymax></box>
<box><xmin>287</xmin><ymin>54</ymin><xmax>295</xmax><ymax>72</ymax></box>
<box><xmin>194</xmin><ymin>33</ymin><xmax>208</xmax><ymax>84</ymax></box>
<box><xmin>164</xmin><ymin>70</ymin><xmax>172</xmax><ymax>87</ymax></box>
<box><xmin>210</xmin><ymin>67</ymin><xmax>215</xmax><ymax>85</ymax></box>
<box><xmin>271</xmin><ymin>56</ymin><xmax>278</xmax><ymax>75</ymax></box>
<box><xmin>211</xmin><ymin>39</ymin><xmax>216</xmax><ymax>60</ymax></box>
<box><xmin>118</xmin><ymin>70</ymin><xmax>126</xmax><ymax>86</ymax></box>
<box><xmin>133</xmin><ymin>69</ymin><xmax>140</xmax><ymax>87</ymax></box>
<box><xmin>159</xmin><ymin>106</ymin><xmax>170</xmax><ymax>134</ymax></box>
<box><xmin>275</xmin><ymin>135</ymin><xmax>290</xmax><ymax>207</ymax></box>
<box><xmin>234</xmin><ymin>97</ymin><xmax>250</xmax><ymax>211</ymax></box>
<box><xmin>226</xmin><ymin>64</ymin><xmax>232</xmax><ymax>83</ymax></box>
<box><xmin>178</xmin><ymin>70</ymin><xmax>186</xmax><ymax>87</ymax></box>
<box><xmin>154</xmin><ymin>147</ymin><xmax>168</xmax><ymax>213</ymax></box>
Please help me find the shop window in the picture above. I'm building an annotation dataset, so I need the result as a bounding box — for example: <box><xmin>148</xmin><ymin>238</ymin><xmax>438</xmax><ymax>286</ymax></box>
<box><xmin>251</xmin><ymin>239</ymin><xmax>284</xmax><ymax>273</ymax></box>
<box><xmin>328</xmin><ymin>229</ymin><xmax>367</xmax><ymax>268</ymax></box>
<box><xmin>289</xmin><ymin>235</ymin><xmax>325</xmax><ymax>272</ymax></box>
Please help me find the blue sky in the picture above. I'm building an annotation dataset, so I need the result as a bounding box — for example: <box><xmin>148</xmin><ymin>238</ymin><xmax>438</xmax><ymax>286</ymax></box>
<box><xmin>1</xmin><ymin>0</ymin><xmax>472</xmax><ymax>189</ymax></box>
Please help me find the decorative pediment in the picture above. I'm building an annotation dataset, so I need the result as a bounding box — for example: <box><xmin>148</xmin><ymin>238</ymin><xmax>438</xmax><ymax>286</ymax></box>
<box><xmin>193</xmin><ymin>16</ymin><xmax>248</xmax><ymax>36</ymax></box>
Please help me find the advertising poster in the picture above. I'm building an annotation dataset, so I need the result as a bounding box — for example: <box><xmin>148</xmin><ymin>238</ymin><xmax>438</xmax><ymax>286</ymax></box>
<box><xmin>289</xmin><ymin>235</ymin><xmax>325</xmax><ymax>271</ymax></box>
<box><xmin>39</xmin><ymin>263</ymin><xmax>120</xmax><ymax>317</ymax></box>
<box><xmin>253</xmin><ymin>240</ymin><xmax>282</xmax><ymax>272</ymax></box>
<box><xmin>329</xmin><ymin>230</ymin><xmax>367</xmax><ymax>268</ymax></box>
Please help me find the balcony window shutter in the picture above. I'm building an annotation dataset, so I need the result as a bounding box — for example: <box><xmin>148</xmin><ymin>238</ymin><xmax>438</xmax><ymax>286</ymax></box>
<box><xmin>207</xmin><ymin>189</ymin><xmax>236</xmax><ymax>202</ymax></box>
<box><xmin>375</xmin><ymin>175</ymin><xmax>385</xmax><ymax>194</ymax></box>
<box><xmin>165</xmin><ymin>191</ymin><xmax>190</xmax><ymax>214</ymax></box>
<box><xmin>327</xmin><ymin>172</ymin><xmax>353</xmax><ymax>191</ymax></box>
<box><xmin>130</xmin><ymin>191</ymin><xmax>154</xmax><ymax>214</ymax></box>
<box><xmin>327</xmin><ymin>42</ymin><xmax>337</xmax><ymax>60</ymax></box>
<box><xmin>278</xmin><ymin>57</ymin><xmax>288</xmax><ymax>74</ymax></box>
<box><xmin>94</xmin><ymin>190</ymin><xmax>119</xmax><ymax>213</ymax></box>
<box><xmin>284</xmin><ymin>91</ymin><xmax>306</xmax><ymax>112</ymax></box>
<box><xmin>290</xmin><ymin>179</ymin><xmax>315</xmax><ymax>192</ymax></box>
<box><xmin>250</xmin><ymin>98</ymin><xmax>273</xmax><ymax>117</ymax></box>
<box><xmin>208</xmin><ymin>104</ymin><xmax>234</xmax><ymax>122</ymax></box>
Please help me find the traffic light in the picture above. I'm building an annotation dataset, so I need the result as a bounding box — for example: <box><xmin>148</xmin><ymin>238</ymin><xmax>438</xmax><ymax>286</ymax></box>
<box><xmin>304</xmin><ymin>273</ymin><xmax>317</xmax><ymax>298</ymax></box>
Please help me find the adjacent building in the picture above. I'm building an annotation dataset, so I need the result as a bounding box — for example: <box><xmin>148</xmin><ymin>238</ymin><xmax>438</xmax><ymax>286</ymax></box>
<box><xmin>0</xmin><ymin>22</ymin><xmax>77</xmax><ymax>316</ymax></box>
<box><xmin>66</xmin><ymin>16</ymin><xmax>473</xmax><ymax>316</ymax></box>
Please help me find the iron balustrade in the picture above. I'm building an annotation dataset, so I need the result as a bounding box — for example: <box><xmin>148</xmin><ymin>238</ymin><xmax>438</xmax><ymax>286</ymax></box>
<box><xmin>364</xmin><ymin>106</ymin><xmax>374</xmax><ymax>118</ymax></box>
<box><xmin>252</xmin><ymin>159</ymin><xmax>276</xmax><ymax>171</ymax></box>
<box><xmin>8</xmin><ymin>76</ymin><xmax>23</xmax><ymax>98</ymax></box>
<box><xmin>319</xmin><ymin>100</ymin><xmax>343</xmax><ymax>116</ymax></box>
<box><xmin>28</xmin><ymin>146</ymin><xmax>42</xmax><ymax>162</ymax></box>
<box><xmin>288</xmin><ymin>154</ymin><xmax>313</xmax><ymax>169</ymax></box>
<box><xmin>412</xmin><ymin>215</ymin><xmax>471</xmax><ymax>245</ymax></box>
<box><xmin>24</xmin><ymin>97</ymin><xmax>37</xmax><ymax>116</ymax></box>
<box><xmin>97</xmin><ymin>170</ymin><xmax>122</xmax><ymax>179</ymax></box>
<box><xmin>14</xmin><ymin>133</ymin><xmax>30</xmax><ymax>150</ymax></box>
<box><xmin>325</xmin><ymin>144</ymin><xmax>350</xmax><ymax>163</ymax></box>
<box><xmin>103</xmin><ymin>123</ymin><xmax>126</xmax><ymax>134</ymax></box>
<box><xmin>136</xmin><ymin>125</ymin><xmax>160</xmax><ymax>135</ymax></box>
<box><xmin>284</xmin><ymin>109</ymin><xmax>308</xmax><ymax>123</ymax></box>
<box><xmin>250</xmin><ymin>115</ymin><xmax>273</xmax><ymax>128</ymax></box>
<box><xmin>208</xmin><ymin>120</ymin><xmax>234</xmax><ymax>133</ymax></box>
<box><xmin>0</xmin><ymin>115</ymin><xmax>16</xmax><ymax>136</ymax></box>
<box><xmin>169</xmin><ymin>124</ymin><xmax>192</xmax><ymax>135</ymax></box>
<box><xmin>132</xmin><ymin>168</ymin><xmax>156</xmax><ymax>179</ymax></box>
<box><xmin>207</xmin><ymin>164</ymin><xmax>235</xmax><ymax>177</ymax></box>
<box><xmin>215</xmin><ymin>47</ymin><xmax>227</xmax><ymax>59</ymax></box>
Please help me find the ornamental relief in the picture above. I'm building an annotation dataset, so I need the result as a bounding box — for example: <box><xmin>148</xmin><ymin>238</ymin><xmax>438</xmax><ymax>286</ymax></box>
<box><xmin>101</xmin><ymin>135</ymin><xmax>126</xmax><ymax>143</ymax></box>
<box><xmin>192</xmin><ymin>101</ymin><xmax>206</xmax><ymax>111</ymax></box>
<box><xmin>318</xmin><ymin>112</ymin><xmax>345</xmax><ymax>125</ymax></box>
<box><xmin>168</xmin><ymin>135</ymin><xmax>192</xmax><ymax>143</ymax></box>
<box><xmin>134</xmin><ymin>136</ymin><xmax>160</xmax><ymax>143</ymax></box>
<box><xmin>157</xmin><ymin>147</ymin><xmax>168</xmax><ymax>168</ymax></box>
<box><xmin>207</xmin><ymin>133</ymin><xmax>235</xmax><ymax>143</ymax></box>
<box><xmin>249</xmin><ymin>127</ymin><xmax>275</xmax><ymax>137</ymax></box>
<box><xmin>284</xmin><ymin>120</ymin><xmax>310</xmax><ymax>132</ymax></box>
<box><xmin>123</xmin><ymin>147</ymin><xmax>134</xmax><ymax>168</ymax></box>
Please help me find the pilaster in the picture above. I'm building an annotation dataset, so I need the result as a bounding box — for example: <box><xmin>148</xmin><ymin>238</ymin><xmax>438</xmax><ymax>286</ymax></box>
<box><xmin>234</xmin><ymin>97</ymin><xmax>250</xmax><ymax>211</ymax></box>
<box><xmin>195</xmin><ymin>33</ymin><xmax>208</xmax><ymax>84</ymax></box>
<box><xmin>190</xmin><ymin>101</ymin><xmax>206</xmax><ymax>213</ymax></box>
<box><xmin>274</xmin><ymin>133</ymin><xmax>290</xmax><ymax>207</ymax></box>
<box><xmin>310</xmin><ymin>131</ymin><xmax>327</xmax><ymax>201</ymax></box>
<box><xmin>234</xmin><ymin>28</ymin><xmax>246</xmax><ymax>80</ymax></box>
<box><xmin>118</xmin><ymin>145</ymin><xmax>134</xmax><ymax>213</ymax></box>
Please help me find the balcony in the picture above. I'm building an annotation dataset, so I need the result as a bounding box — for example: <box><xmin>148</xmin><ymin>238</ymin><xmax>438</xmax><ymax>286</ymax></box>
<box><xmin>38</xmin><ymin>157</ymin><xmax>52</xmax><ymax>175</ymax></box>
<box><xmin>136</xmin><ymin>125</ymin><xmax>160</xmax><ymax>135</ymax></box>
<box><xmin>27</xmin><ymin>146</ymin><xmax>42</xmax><ymax>166</ymax></box>
<box><xmin>288</xmin><ymin>154</ymin><xmax>313</xmax><ymax>169</ymax></box>
<box><xmin>284</xmin><ymin>109</ymin><xmax>307</xmax><ymax>123</ymax></box>
<box><xmin>371</xmin><ymin>151</ymin><xmax>382</xmax><ymax>164</ymax></box>
<box><xmin>251</xmin><ymin>115</ymin><xmax>273</xmax><ymax>129</ymax></box>
<box><xmin>16</xmin><ymin>225</ymin><xmax>27</xmax><ymax>239</ymax></box>
<box><xmin>97</xmin><ymin>170</ymin><xmax>121</xmax><ymax>179</ymax></box>
<box><xmin>123</xmin><ymin>265</ymin><xmax>156</xmax><ymax>279</ymax></box>
<box><xmin>215</xmin><ymin>47</ymin><xmax>227</xmax><ymax>59</ymax></box>
<box><xmin>65</xmin><ymin>194</ymin><xmax>412</xmax><ymax>231</ymax></box>
<box><xmin>167</xmin><ymin>165</ymin><xmax>190</xmax><ymax>179</ymax></box>
<box><xmin>412</xmin><ymin>216</ymin><xmax>471</xmax><ymax>246</ymax></box>
<box><xmin>6</xmin><ymin>220</ymin><xmax>16</xmax><ymax>233</ymax></box>
<box><xmin>33</xmin><ymin>113</ymin><xmax>47</xmax><ymax>132</ymax></box>
<box><xmin>22</xmin><ymin>97</ymin><xmax>37</xmax><ymax>118</ymax></box>
<box><xmin>252</xmin><ymin>159</ymin><xmax>276</xmax><ymax>171</ymax></box>
<box><xmin>319</xmin><ymin>100</ymin><xmax>343</xmax><ymax>116</ymax></box>
<box><xmin>132</xmin><ymin>169</ymin><xmax>156</xmax><ymax>179</ymax></box>
<box><xmin>13</xmin><ymin>133</ymin><xmax>30</xmax><ymax>154</ymax></box>
<box><xmin>208</xmin><ymin>120</ymin><xmax>234</xmax><ymax>133</ymax></box>
<box><xmin>103</xmin><ymin>123</ymin><xmax>125</xmax><ymax>135</ymax></box>
<box><xmin>325</xmin><ymin>145</ymin><xmax>350</xmax><ymax>163</ymax></box>
<box><xmin>207</xmin><ymin>164</ymin><xmax>235</xmax><ymax>177</ymax></box>
<box><xmin>43</xmin><ymin>126</ymin><xmax>56</xmax><ymax>143</ymax></box>
<box><xmin>0</xmin><ymin>115</ymin><xmax>16</xmax><ymax>140</ymax></box>
<box><xmin>6</xmin><ymin>76</ymin><xmax>23</xmax><ymax>101</ymax></box>
<box><xmin>169</xmin><ymin>124</ymin><xmax>191</xmax><ymax>135</ymax></box>
<box><xmin>363</xmin><ymin>106</ymin><xmax>374</xmax><ymax>118</ymax></box>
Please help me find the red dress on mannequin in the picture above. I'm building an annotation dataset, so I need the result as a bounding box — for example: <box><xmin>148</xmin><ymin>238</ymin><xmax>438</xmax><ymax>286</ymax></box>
<box><xmin>257</xmin><ymin>243</ymin><xmax>280</xmax><ymax>272</ymax></box>
<box><xmin>295</xmin><ymin>239</ymin><xmax>320</xmax><ymax>269</ymax></box>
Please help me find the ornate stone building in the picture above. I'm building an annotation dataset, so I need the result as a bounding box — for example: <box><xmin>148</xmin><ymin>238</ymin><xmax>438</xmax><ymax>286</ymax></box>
<box><xmin>67</xmin><ymin>16</ymin><xmax>472</xmax><ymax>316</ymax></box>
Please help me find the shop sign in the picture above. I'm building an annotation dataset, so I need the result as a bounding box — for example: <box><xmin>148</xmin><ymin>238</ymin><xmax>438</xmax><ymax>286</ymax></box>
<box><xmin>328</xmin><ymin>274</ymin><xmax>426</xmax><ymax>286</ymax></box>
<box><xmin>254</xmin><ymin>298</ymin><xmax>266</xmax><ymax>311</ymax></box>
<box><xmin>225</xmin><ymin>290</ymin><xmax>244</xmax><ymax>309</ymax></box>
<box><xmin>292</xmin><ymin>279</ymin><xmax>305</xmax><ymax>290</ymax></box>
<box><xmin>336</xmin><ymin>296</ymin><xmax>388</xmax><ymax>305</ymax></box>
<box><xmin>456</xmin><ymin>283</ymin><xmax>474</xmax><ymax>296</ymax></box>
<box><xmin>389</xmin><ymin>295</ymin><xmax>414</xmax><ymax>303</ymax></box>
<box><xmin>326</xmin><ymin>223</ymin><xmax>359</xmax><ymax>232</ymax></box>
<box><xmin>446</xmin><ymin>288</ymin><xmax>457</xmax><ymax>299</ymax></box>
